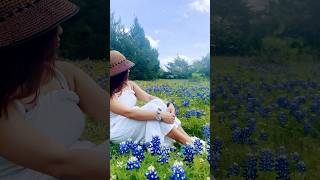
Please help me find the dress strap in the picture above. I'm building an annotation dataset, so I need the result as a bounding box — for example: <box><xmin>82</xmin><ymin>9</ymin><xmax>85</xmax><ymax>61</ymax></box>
<box><xmin>54</xmin><ymin>68</ymin><xmax>70</xmax><ymax>90</ymax></box>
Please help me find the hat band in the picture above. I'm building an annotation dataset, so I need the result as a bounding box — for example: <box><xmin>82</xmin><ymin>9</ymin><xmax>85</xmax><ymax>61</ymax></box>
<box><xmin>111</xmin><ymin>59</ymin><xmax>127</xmax><ymax>68</ymax></box>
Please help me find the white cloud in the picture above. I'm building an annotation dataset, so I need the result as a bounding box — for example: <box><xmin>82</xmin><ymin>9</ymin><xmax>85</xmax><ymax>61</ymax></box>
<box><xmin>189</xmin><ymin>0</ymin><xmax>210</xmax><ymax>13</ymax></box>
<box><xmin>146</xmin><ymin>35</ymin><xmax>160</xmax><ymax>48</ymax></box>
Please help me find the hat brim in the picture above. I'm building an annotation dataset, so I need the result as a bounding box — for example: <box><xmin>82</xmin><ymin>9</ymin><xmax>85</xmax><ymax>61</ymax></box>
<box><xmin>0</xmin><ymin>0</ymin><xmax>79</xmax><ymax>48</ymax></box>
<box><xmin>110</xmin><ymin>59</ymin><xmax>135</xmax><ymax>77</ymax></box>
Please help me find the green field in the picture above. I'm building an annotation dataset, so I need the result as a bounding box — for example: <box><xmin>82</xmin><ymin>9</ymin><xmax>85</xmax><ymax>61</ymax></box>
<box><xmin>213</xmin><ymin>57</ymin><xmax>320</xmax><ymax>179</ymax></box>
<box><xmin>110</xmin><ymin>79</ymin><xmax>210</xmax><ymax>179</ymax></box>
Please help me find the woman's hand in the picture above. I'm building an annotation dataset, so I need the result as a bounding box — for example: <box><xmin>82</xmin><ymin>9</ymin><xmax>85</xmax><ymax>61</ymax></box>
<box><xmin>167</xmin><ymin>103</ymin><xmax>176</xmax><ymax>115</ymax></box>
<box><xmin>160</xmin><ymin>111</ymin><xmax>175</xmax><ymax>124</ymax></box>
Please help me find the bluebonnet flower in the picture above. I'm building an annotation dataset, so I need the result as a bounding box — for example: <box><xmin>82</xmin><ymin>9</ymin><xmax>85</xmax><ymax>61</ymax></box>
<box><xmin>182</xmin><ymin>144</ymin><xmax>195</xmax><ymax>163</ymax></box>
<box><xmin>278</xmin><ymin>112</ymin><xmax>287</xmax><ymax>127</ymax></box>
<box><xmin>186</xmin><ymin>110</ymin><xmax>191</xmax><ymax>119</ymax></box>
<box><xmin>147</xmin><ymin>136</ymin><xmax>162</xmax><ymax>155</ymax></box>
<box><xmin>119</xmin><ymin>141</ymin><xmax>130</xmax><ymax>154</ymax></box>
<box><xmin>193</xmin><ymin>138</ymin><xmax>203</xmax><ymax>154</ymax></box>
<box><xmin>126</xmin><ymin>138</ymin><xmax>134</xmax><ymax>149</ymax></box>
<box><xmin>275</xmin><ymin>155</ymin><xmax>290</xmax><ymax>180</ymax></box>
<box><xmin>145</xmin><ymin>165</ymin><xmax>159</xmax><ymax>180</ymax></box>
<box><xmin>132</xmin><ymin>145</ymin><xmax>144</xmax><ymax>162</ymax></box>
<box><xmin>202</xmin><ymin>123</ymin><xmax>210</xmax><ymax>140</ymax></box>
<box><xmin>158</xmin><ymin>146</ymin><xmax>170</xmax><ymax>164</ymax></box>
<box><xmin>259</xmin><ymin>148</ymin><xmax>274</xmax><ymax>171</ymax></box>
<box><xmin>243</xmin><ymin>153</ymin><xmax>257</xmax><ymax>180</ymax></box>
<box><xmin>126</xmin><ymin>156</ymin><xmax>140</xmax><ymax>170</ymax></box>
<box><xmin>296</xmin><ymin>161</ymin><xmax>306</xmax><ymax>173</ymax></box>
<box><xmin>196</xmin><ymin>110</ymin><xmax>201</xmax><ymax>118</ymax></box>
<box><xmin>291</xmin><ymin>152</ymin><xmax>300</xmax><ymax>163</ymax></box>
<box><xmin>227</xmin><ymin>162</ymin><xmax>240</xmax><ymax>177</ymax></box>
<box><xmin>170</xmin><ymin>161</ymin><xmax>187</xmax><ymax>180</ymax></box>
<box><xmin>182</xmin><ymin>99</ymin><xmax>190</xmax><ymax>107</ymax></box>
<box><xmin>259</xmin><ymin>130</ymin><xmax>268</xmax><ymax>141</ymax></box>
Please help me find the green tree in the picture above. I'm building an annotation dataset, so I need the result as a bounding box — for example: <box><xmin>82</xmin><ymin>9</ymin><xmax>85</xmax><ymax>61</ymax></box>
<box><xmin>166</xmin><ymin>56</ymin><xmax>192</xmax><ymax>79</ymax></box>
<box><xmin>60</xmin><ymin>0</ymin><xmax>107</xmax><ymax>60</ymax></box>
<box><xmin>110</xmin><ymin>14</ymin><xmax>160</xmax><ymax>80</ymax></box>
<box><xmin>191</xmin><ymin>53</ymin><xmax>210</xmax><ymax>77</ymax></box>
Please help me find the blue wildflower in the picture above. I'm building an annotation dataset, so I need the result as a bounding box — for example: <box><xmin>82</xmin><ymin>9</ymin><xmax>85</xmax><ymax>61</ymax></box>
<box><xmin>170</xmin><ymin>161</ymin><xmax>187</xmax><ymax>180</ymax></box>
<box><xmin>126</xmin><ymin>156</ymin><xmax>140</xmax><ymax>170</ymax></box>
<box><xmin>145</xmin><ymin>165</ymin><xmax>159</xmax><ymax>180</ymax></box>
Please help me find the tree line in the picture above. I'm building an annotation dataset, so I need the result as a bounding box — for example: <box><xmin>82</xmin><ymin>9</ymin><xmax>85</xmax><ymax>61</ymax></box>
<box><xmin>212</xmin><ymin>0</ymin><xmax>320</xmax><ymax>62</ymax></box>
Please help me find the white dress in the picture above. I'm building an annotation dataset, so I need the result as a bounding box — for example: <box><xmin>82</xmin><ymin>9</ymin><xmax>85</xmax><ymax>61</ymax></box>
<box><xmin>0</xmin><ymin>68</ymin><xmax>107</xmax><ymax>180</ymax></box>
<box><xmin>110</xmin><ymin>84</ymin><xmax>181</xmax><ymax>145</ymax></box>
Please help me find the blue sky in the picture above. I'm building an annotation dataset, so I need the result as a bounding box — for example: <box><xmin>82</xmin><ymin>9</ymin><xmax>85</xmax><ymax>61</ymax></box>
<box><xmin>111</xmin><ymin>0</ymin><xmax>210</xmax><ymax>68</ymax></box>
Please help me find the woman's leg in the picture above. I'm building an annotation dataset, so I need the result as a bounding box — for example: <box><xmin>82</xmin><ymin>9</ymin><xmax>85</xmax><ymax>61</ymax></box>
<box><xmin>177</xmin><ymin>125</ymin><xmax>190</xmax><ymax>138</ymax></box>
<box><xmin>166</xmin><ymin>126</ymin><xmax>192</xmax><ymax>144</ymax></box>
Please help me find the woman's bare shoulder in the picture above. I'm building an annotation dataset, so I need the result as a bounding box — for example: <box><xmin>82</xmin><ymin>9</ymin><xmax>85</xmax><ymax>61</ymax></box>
<box><xmin>55</xmin><ymin>61</ymin><xmax>77</xmax><ymax>91</ymax></box>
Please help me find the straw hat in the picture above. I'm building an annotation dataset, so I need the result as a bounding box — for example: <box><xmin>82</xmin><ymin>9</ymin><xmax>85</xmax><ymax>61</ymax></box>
<box><xmin>110</xmin><ymin>50</ymin><xmax>135</xmax><ymax>77</ymax></box>
<box><xmin>0</xmin><ymin>0</ymin><xmax>79</xmax><ymax>48</ymax></box>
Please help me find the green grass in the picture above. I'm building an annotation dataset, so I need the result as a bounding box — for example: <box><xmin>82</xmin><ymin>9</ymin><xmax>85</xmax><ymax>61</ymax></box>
<box><xmin>110</xmin><ymin>79</ymin><xmax>210</xmax><ymax>179</ymax></box>
<box><xmin>213</xmin><ymin>56</ymin><xmax>320</xmax><ymax>179</ymax></box>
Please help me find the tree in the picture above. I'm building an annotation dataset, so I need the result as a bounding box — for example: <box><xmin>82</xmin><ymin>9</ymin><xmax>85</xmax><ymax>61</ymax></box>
<box><xmin>60</xmin><ymin>0</ymin><xmax>107</xmax><ymax>60</ymax></box>
<box><xmin>110</xmin><ymin>14</ymin><xmax>160</xmax><ymax>80</ymax></box>
<box><xmin>166</xmin><ymin>56</ymin><xmax>192</xmax><ymax>79</ymax></box>
<box><xmin>191</xmin><ymin>53</ymin><xmax>210</xmax><ymax>77</ymax></box>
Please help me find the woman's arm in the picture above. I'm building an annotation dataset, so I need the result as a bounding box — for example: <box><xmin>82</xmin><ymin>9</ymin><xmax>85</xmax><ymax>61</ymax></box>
<box><xmin>56</xmin><ymin>61</ymin><xmax>107</xmax><ymax>123</ymax></box>
<box><xmin>129</xmin><ymin>81</ymin><xmax>176</xmax><ymax>115</ymax></box>
<box><xmin>110</xmin><ymin>98</ymin><xmax>174</xmax><ymax>124</ymax></box>
<box><xmin>0</xmin><ymin>104</ymin><xmax>107</xmax><ymax>180</ymax></box>
<box><xmin>129</xmin><ymin>81</ymin><xmax>157</xmax><ymax>102</ymax></box>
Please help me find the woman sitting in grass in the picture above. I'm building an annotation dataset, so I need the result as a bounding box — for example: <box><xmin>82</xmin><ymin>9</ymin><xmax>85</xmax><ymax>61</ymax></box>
<box><xmin>0</xmin><ymin>0</ymin><xmax>107</xmax><ymax>179</ymax></box>
<box><xmin>110</xmin><ymin>50</ymin><xmax>192</xmax><ymax>145</ymax></box>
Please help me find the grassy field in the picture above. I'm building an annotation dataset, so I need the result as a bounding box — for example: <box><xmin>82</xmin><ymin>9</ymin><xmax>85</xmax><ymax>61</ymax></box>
<box><xmin>110</xmin><ymin>79</ymin><xmax>210</xmax><ymax>179</ymax></box>
<box><xmin>69</xmin><ymin>59</ymin><xmax>107</xmax><ymax>144</ymax></box>
<box><xmin>212</xmin><ymin>57</ymin><xmax>320</xmax><ymax>179</ymax></box>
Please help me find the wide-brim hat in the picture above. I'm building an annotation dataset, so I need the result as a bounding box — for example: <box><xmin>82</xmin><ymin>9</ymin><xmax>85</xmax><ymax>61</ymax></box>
<box><xmin>0</xmin><ymin>0</ymin><xmax>79</xmax><ymax>48</ymax></box>
<box><xmin>110</xmin><ymin>50</ymin><xmax>135</xmax><ymax>77</ymax></box>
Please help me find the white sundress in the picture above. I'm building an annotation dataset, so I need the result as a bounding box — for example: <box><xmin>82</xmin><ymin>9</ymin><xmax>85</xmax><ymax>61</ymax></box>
<box><xmin>0</xmin><ymin>68</ymin><xmax>107</xmax><ymax>180</ymax></box>
<box><xmin>110</xmin><ymin>84</ymin><xmax>181</xmax><ymax>145</ymax></box>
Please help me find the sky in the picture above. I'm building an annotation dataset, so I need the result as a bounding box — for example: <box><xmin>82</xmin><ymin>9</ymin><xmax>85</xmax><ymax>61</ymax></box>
<box><xmin>110</xmin><ymin>0</ymin><xmax>210</xmax><ymax>68</ymax></box>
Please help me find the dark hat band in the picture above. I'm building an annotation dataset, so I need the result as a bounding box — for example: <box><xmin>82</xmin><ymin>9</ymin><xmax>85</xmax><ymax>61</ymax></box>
<box><xmin>111</xmin><ymin>59</ymin><xmax>127</xmax><ymax>68</ymax></box>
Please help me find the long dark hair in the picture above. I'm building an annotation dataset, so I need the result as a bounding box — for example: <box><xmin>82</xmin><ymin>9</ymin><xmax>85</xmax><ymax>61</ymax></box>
<box><xmin>110</xmin><ymin>70</ymin><xmax>129</xmax><ymax>97</ymax></box>
<box><xmin>0</xmin><ymin>27</ymin><xmax>59</xmax><ymax>117</ymax></box>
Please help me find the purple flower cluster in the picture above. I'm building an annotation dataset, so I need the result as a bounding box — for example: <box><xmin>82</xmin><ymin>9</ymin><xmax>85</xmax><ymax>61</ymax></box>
<box><xmin>119</xmin><ymin>141</ymin><xmax>130</xmax><ymax>154</ymax></box>
<box><xmin>158</xmin><ymin>146</ymin><xmax>170</xmax><ymax>164</ymax></box>
<box><xmin>126</xmin><ymin>156</ymin><xmax>140</xmax><ymax>171</ymax></box>
<box><xmin>132</xmin><ymin>145</ymin><xmax>144</xmax><ymax>162</ymax></box>
<box><xmin>243</xmin><ymin>153</ymin><xmax>257</xmax><ymax>180</ymax></box>
<box><xmin>275</xmin><ymin>155</ymin><xmax>290</xmax><ymax>180</ymax></box>
<box><xmin>182</xmin><ymin>144</ymin><xmax>195</xmax><ymax>163</ymax></box>
<box><xmin>147</xmin><ymin>136</ymin><xmax>162</xmax><ymax>155</ymax></box>
<box><xmin>170</xmin><ymin>161</ymin><xmax>187</xmax><ymax>180</ymax></box>
<box><xmin>145</xmin><ymin>165</ymin><xmax>159</xmax><ymax>180</ymax></box>
<box><xmin>227</xmin><ymin>162</ymin><xmax>240</xmax><ymax>177</ymax></box>
<box><xmin>259</xmin><ymin>148</ymin><xmax>274</xmax><ymax>171</ymax></box>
